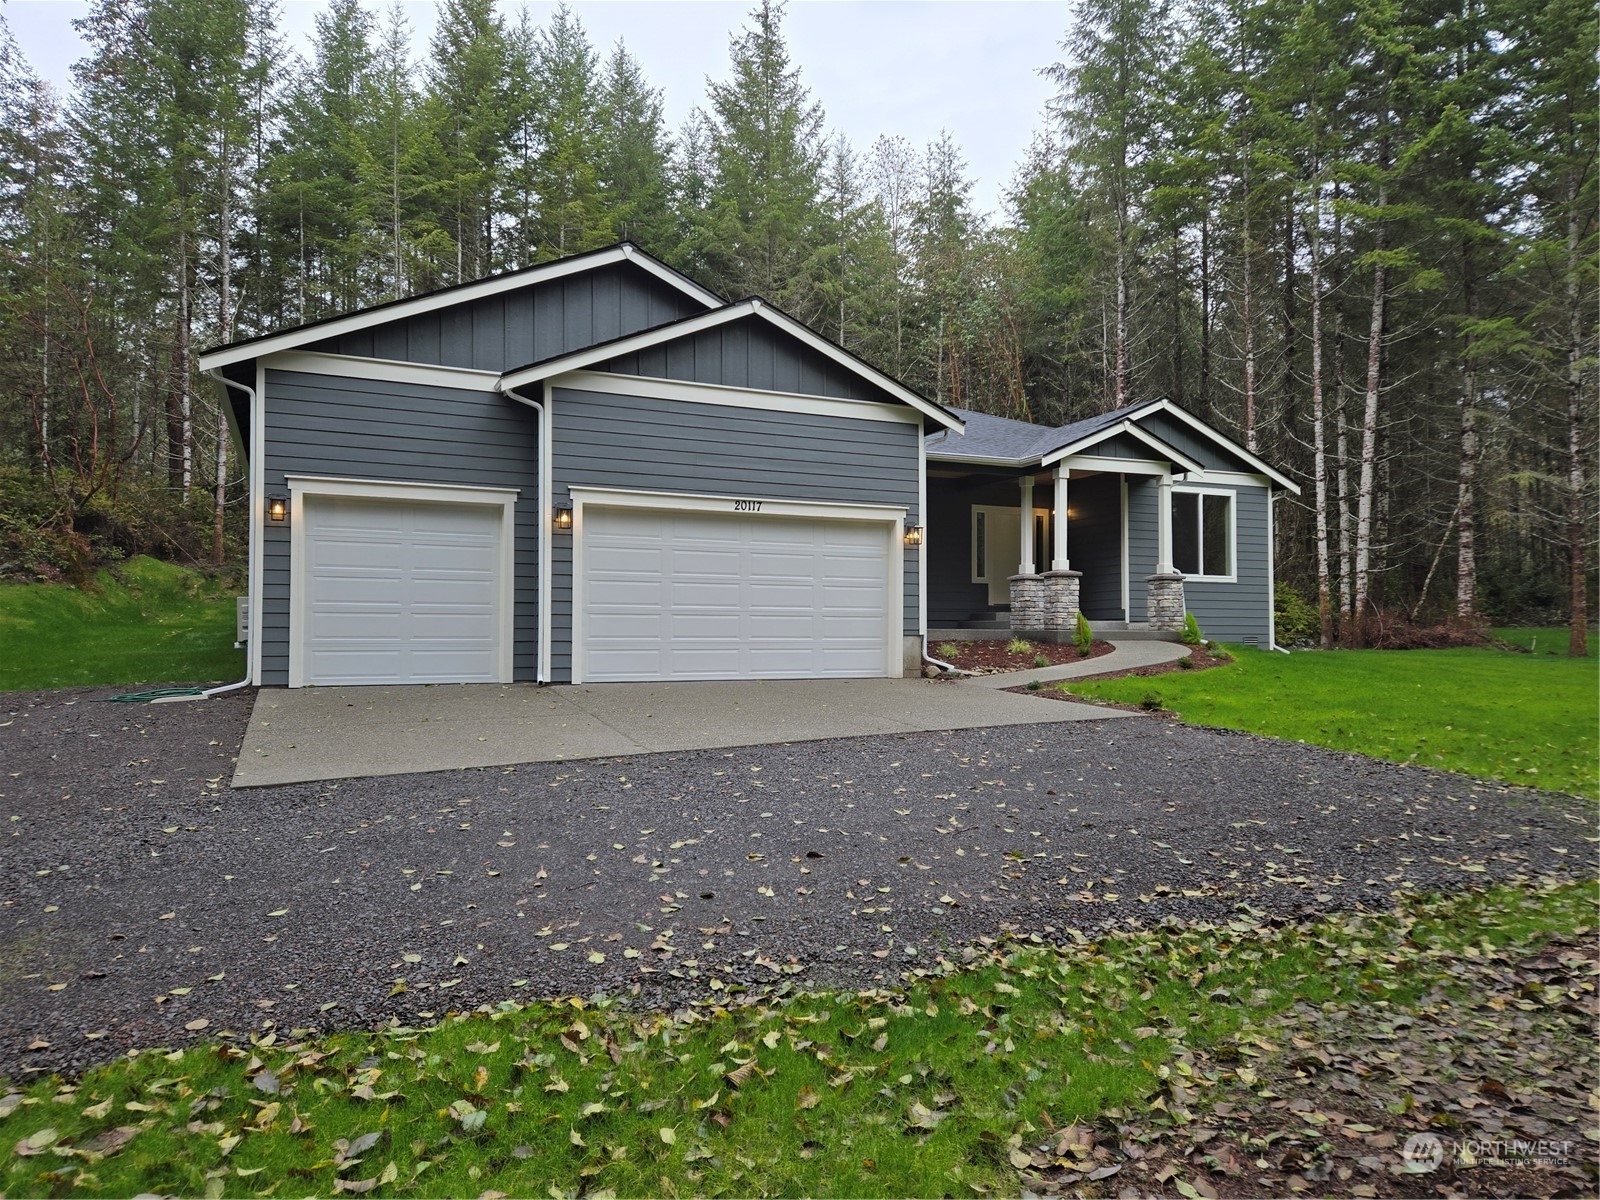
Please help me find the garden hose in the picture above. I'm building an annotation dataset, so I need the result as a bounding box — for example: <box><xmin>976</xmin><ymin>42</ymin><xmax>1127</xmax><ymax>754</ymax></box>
<box><xmin>99</xmin><ymin>687</ymin><xmax>205</xmax><ymax>703</ymax></box>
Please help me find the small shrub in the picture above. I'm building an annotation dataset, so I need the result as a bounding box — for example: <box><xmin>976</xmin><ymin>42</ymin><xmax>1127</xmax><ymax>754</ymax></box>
<box><xmin>1274</xmin><ymin>583</ymin><xmax>1320</xmax><ymax>645</ymax></box>
<box><xmin>935</xmin><ymin>641</ymin><xmax>962</xmax><ymax>659</ymax></box>
<box><xmin>1177</xmin><ymin>655</ymin><xmax>1194</xmax><ymax>669</ymax></box>
<box><xmin>1140</xmin><ymin>690</ymin><xmax>1164</xmax><ymax>711</ymax></box>
<box><xmin>1181</xmin><ymin>611</ymin><xmax>1203</xmax><ymax>645</ymax></box>
<box><xmin>1074</xmin><ymin>610</ymin><xmax>1093</xmax><ymax>656</ymax></box>
<box><xmin>1211</xmin><ymin>647</ymin><xmax>1233</xmax><ymax>663</ymax></box>
<box><xmin>1006</xmin><ymin>637</ymin><xmax>1032</xmax><ymax>655</ymax></box>
<box><xmin>1026</xmin><ymin>679</ymin><xmax>1044</xmax><ymax>691</ymax></box>
<box><xmin>1032</xmin><ymin>652</ymin><xmax>1049</xmax><ymax>667</ymax></box>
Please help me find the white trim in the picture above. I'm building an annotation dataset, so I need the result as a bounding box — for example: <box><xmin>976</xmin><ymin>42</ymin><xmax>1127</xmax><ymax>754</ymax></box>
<box><xmin>1119</xmin><ymin>475</ymin><xmax>1130</xmax><ymax>619</ymax></box>
<box><xmin>284</xmin><ymin>475</ymin><xmax>519</xmax><ymax>689</ymax></box>
<box><xmin>1040</xmin><ymin>418</ymin><xmax>1207</xmax><ymax>474</ymax></box>
<box><xmin>1267</xmin><ymin>491</ymin><xmax>1281</xmax><ymax>650</ymax></box>
<box><xmin>926</xmin><ymin>452</ymin><xmax>1033</xmax><ymax>468</ymax></box>
<box><xmin>1145</xmin><ymin>399</ymin><xmax>1302</xmax><ymax>494</ymax></box>
<box><xmin>263</xmin><ymin>350</ymin><xmax>501</xmax><ymax>392</ymax></box>
<box><xmin>250</xmin><ymin>362</ymin><xmax>266</xmax><ymax>686</ymax></box>
<box><xmin>1157</xmin><ymin>470</ymin><xmax>1175</xmax><ymax>575</ymax></box>
<box><xmin>500</xmin><ymin>299</ymin><xmax>964</xmax><ymax>433</ymax></box>
<box><xmin>1052</xmin><ymin>463</ymin><xmax>1069</xmax><ymax>571</ymax></box>
<box><xmin>1170</xmin><ymin>483</ymin><xmax>1238</xmax><ymax>583</ymax></box>
<box><xmin>1018</xmin><ymin>475</ymin><xmax>1035</xmax><ymax>575</ymax></box>
<box><xmin>552</xmin><ymin>369</ymin><xmax>923</xmax><ymax>425</ymax></box>
<box><xmin>970</xmin><ymin>505</ymin><xmax>1007</xmax><ymax>583</ymax></box>
<box><xmin>540</xmin><ymin>384</ymin><xmax>553</xmax><ymax>683</ymax></box>
<box><xmin>197</xmin><ymin>245</ymin><xmax>721</xmax><ymax>372</ymax></box>
<box><xmin>567</xmin><ymin>486</ymin><xmax>906</xmax><ymax>685</ymax></box>
<box><xmin>1058</xmin><ymin>454</ymin><xmax>1172</xmax><ymax>477</ymax></box>
<box><xmin>1178</xmin><ymin>469</ymin><xmax>1274</xmax><ymax>489</ymax></box>
<box><xmin>917</xmin><ymin>427</ymin><xmax>927</xmax><ymax>643</ymax></box>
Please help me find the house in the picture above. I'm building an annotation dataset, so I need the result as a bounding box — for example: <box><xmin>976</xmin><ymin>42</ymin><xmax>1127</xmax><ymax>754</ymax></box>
<box><xmin>198</xmin><ymin>244</ymin><xmax>1295</xmax><ymax>690</ymax></box>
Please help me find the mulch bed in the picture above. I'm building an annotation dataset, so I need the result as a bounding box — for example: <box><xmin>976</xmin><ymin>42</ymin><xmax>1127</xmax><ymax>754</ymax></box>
<box><xmin>932</xmin><ymin>637</ymin><xmax>1115</xmax><ymax>675</ymax></box>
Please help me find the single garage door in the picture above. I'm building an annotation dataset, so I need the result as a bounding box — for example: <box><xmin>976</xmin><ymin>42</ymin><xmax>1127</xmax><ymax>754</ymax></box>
<box><xmin>301</xmin><ymin>494</ymin><xmax>504</xmax><ymax>685</ymax></box>
<box><xmin>581</xmin><ymin>507</ymin><xmax>892</xmax><ymax>682</ymax></box>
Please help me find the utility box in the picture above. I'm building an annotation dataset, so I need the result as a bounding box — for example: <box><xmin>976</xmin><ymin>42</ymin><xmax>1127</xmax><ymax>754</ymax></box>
<box><xmin>236</xmin><ymin>596</ymin><xmax>249</xmax><ymax>647</ymax></box>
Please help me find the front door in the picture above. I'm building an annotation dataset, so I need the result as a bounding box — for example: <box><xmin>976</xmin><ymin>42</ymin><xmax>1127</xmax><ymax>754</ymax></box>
<box><xmin>972</xmin><ymin>505</ymin><xmax>1020</xmax><ymax>606</ymax></box>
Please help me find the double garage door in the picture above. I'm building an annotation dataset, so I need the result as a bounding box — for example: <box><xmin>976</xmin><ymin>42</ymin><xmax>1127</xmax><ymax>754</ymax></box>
<box><xmin>295</xmin><ymin>493</ymin><xmax>896</xmax><ymax>685</ymax></box>
<box><xmin>579</xmin><ymin>506</ymin><xmax>895</xmax><ymax>683</ymax></box>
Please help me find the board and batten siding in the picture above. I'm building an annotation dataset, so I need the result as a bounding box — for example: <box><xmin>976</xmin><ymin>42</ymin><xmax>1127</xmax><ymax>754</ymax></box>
<box><xmin>305</xmin><ymin>262</ymin><xmax>702</xmax><ymax>373</ymax></box>
<box><xmin>259</xmin><ymin>369</ymin><xmax>539</xmax><ymax>686</ymax></box>
<box><xmin>1126</xmin><ymin>476</ymin><xmax>1271</xmax><ymax>643</ymax></box>
<box><xmin>602</xmin><ymin>319</ymin><xmax>893</xmax><ymax>405</ymax></box>
<box><xmin>549</xmin><ymin>385</ymin><xmax>919</xmax><ymax>683</ymax></box>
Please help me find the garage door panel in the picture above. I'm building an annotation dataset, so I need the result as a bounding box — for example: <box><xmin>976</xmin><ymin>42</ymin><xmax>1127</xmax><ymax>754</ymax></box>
<box><xmin>582</xmin><ymin>505</ymin><xmax>892</xmax><ymax>682</ymax></box>
<box><xmin>301</xmin><ymin>494</ymin><xmax>506</xmax><ymax>686</ymax></box>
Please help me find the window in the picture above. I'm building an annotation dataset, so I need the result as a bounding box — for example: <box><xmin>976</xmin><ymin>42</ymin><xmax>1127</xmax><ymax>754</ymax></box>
<box><xmin>1172</xmin><ymin>488</ymin><xmax>1234</xmax><ymax>580</ymax></box>
<box><xmin>973</xmin><ymin>510</ymin><xmax>987</xmax><ymax>581</ymax></box>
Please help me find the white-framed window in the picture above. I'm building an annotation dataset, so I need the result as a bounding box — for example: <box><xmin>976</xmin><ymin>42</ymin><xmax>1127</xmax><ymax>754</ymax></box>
<box><xmin>1171</xmin><ymin>486</ymin><xmax>1235</xmax><ymax>581</ymax></box>
<box><xmin>972</xmin><ymin>508</ymin><xmax>989</xmax><ymax>582</ymax></box>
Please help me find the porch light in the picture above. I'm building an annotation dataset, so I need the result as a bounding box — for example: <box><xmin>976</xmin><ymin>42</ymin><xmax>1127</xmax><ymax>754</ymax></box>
<box><xmin>267</xmin><ymin>494</ymin><xmax>288</xmax><ymax>524</ymax></box>
<box><xmin>904</xmin><ymin>525</ymin><xmax>924</xmax><ymax>547</ymax></box>
<box><xmin>553</xmin><ymin>497</ymin><xmax>574</xmax><ymax>532</ymax></box>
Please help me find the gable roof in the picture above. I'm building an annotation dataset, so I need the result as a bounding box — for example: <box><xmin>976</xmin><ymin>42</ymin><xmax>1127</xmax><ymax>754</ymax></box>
<box><xmin>499</xmin><ymin>297</ymin><xmax>965</xmax><ymax>433</ymax></box>
<box><xmin>197</xmin><ymin>243</ymin><xmax>724</xmax><ymax>372</ymax></box>
<box><xmin>927</xmin><ymin>397</ymin><xmax>1299</xmax><ymax>493</ymax></box>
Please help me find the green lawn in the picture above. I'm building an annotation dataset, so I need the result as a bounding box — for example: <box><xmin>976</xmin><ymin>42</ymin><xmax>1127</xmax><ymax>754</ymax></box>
<box><xmin>1065</xmin><ymin>642</ymin><xmax>1599</xmax><ymax>798</ymax></box>
<box><xmin>0</xmin><ymin>880</ymin><xmax>1589</xmax><ymax>1198</ymax></box>
<box><xmin>1491</xmin><ymin>624</ymin><xmax>1596</xmax><ymax>657</ymax></box>
<box><xmin>0</xmin><ymin>556</ymin><xmax>243</xmax><ymax>692</ymax></box>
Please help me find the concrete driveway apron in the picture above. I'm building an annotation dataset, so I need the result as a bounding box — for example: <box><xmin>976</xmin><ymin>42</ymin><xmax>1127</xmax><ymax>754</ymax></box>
<box><xmin>232</xmin><ymin>676</ymin><xmax>1126</xmax><ymax>787</ymax></box>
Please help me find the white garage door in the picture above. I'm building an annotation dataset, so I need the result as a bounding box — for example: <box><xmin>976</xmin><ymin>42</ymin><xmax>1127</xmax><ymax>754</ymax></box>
<box><xmin>301</xmin><ymin>494</ymin><xmax>504</xmax><ymax>685</ymax></box>
<box><xmin>580</xmin><ymin>507</ymin><xmax>892</xmax><ymax>682</ymax></box>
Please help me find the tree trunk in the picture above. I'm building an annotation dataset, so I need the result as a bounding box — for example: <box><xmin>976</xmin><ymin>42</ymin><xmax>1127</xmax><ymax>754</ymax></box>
<box><xmin>213</xmin><ymin>130</ymin><xmax>234</xmax><ymax>569</ymax></box>
<box><xmin>1199</xmin><ymin>211</ymin><xmax>1212</xmax><ymax>421</ymax></box>
<box><xmin>1455</xmin><ymin>250</ymin><xmax>1477</xmax><ymax>622</ymax></box>
<box><xmin>1565</xmin><ymin>189</ymin><xmax>1590</xmax><ymax>658</ymax></box>
<box><xmin>1352</xmin><ymin>182</ymin><xmax>1388</xmax><ymax>646</ymax></box>
<box><xmin>1113</xmin><ymin>208</ymin><xmax>1129</xmax><ymax>408</ymax></box>
<box><xmin>1308</xmin><ymin>184</ymin><xmax>1333</xmax><ymax>649</ymax></box>
<box><xmin>1333</xmin><ymin>182</ymin><xmax>1353</xmax><ymax>640</ymax></box>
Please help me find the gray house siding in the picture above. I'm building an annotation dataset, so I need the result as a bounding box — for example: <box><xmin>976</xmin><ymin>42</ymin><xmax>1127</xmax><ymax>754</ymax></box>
<box><xmin>927</xmin><ymin>475</ymin><xmax>1017</xmax><ymax>623</ymax></box>
<box><xmin>550</xmin><ymin>385</ymin><xmax>919</xmax><ymax>682</ymax></box>
<box><xmin>259</xmin><ymin>369</ymin><xmax>539</xmax><ymax>686</ymax></box>
<box><xmin>1126</xmin><ymin>476</ymin><xmax>1271</xmax><ymax>643</ymax></box>
<box><xmin>305</xmin><ymin>263</ymin><xmax>702</xmax><ymax>373</ymax></box>
<box><xmin>1136</xmin><ymin>411</ymin><xmax>1258</xmax><ymax>475</ymax></box>
<box><xmin>602</xmin><ymin>320</ymin><xmax>896</xmax><ymax>405</ymax></box>
<box><xmin>1071</xmin><ymin>474</ymin><xmax>1124</xmax><ymax>620</ymax></box>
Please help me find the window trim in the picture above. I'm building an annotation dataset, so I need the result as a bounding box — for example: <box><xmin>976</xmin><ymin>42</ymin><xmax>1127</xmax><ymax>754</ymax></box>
<box><xmin>1170</xmin><ymin>484</ymin><xmax>1237</xmax><ymax>583</ymax></box>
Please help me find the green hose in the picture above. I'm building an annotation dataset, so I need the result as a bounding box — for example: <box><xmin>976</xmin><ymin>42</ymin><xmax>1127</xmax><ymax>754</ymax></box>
<box><xmin>99</xmin><ymin>687</ymin><xmax>205</xmax><ymax>703</ymax></box>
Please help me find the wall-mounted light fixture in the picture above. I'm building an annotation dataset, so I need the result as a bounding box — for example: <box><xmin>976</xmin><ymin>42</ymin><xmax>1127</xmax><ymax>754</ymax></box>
<box><xmin>904</xmin><ymin>525</ymin><xmax>924</xmax><ymax>547</ymax></box>
<box><xmin>267</xmin><ymin>494</ymin><xmax>288</xmax><ymax>524</ymax></box>
<box><xmin>553</xmin><ymin>497</ymin><xmax>574</xmax><ymax>532</ymax></box>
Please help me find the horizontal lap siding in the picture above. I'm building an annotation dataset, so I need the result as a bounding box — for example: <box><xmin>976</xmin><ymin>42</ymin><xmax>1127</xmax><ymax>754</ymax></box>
<box><xmin>261</xmin><ymin>370</ymin><xmax>539</xmax><ymax>685</ymax></box>
<box><xmin>1126</xmin><ymin>477</ymin><xmax>1270</xmax><ymax>641</ymax></box>
<box><xmin>550</xmin><ymin>387</ymin><xmax>919</xmax><ymax>682</ymax></box>
<box><xmin>307</xmin><ymin>264</ymin><xmax>702</xmax><ymax>373</ymax></box>
<box><xmin>1182</xmin><ymin>484</ymin><xmax>1271</xmax><ymax>644</ymax></box>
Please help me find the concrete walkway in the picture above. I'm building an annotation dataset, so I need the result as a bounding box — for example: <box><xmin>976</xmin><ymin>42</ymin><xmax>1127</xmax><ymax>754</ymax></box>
<box><xmin>959</xmin><ymin>638</ymin><xmax>1192</xmax><ymax>690</ymax></box>
<box><xmin>233</xmin><ymin>675</ymin><xmax>1127</xmax><ymax>789</ymax></box>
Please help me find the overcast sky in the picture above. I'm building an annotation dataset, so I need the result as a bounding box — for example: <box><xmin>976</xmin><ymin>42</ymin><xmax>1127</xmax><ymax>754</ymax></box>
<box><xmin>5</xmin><ymin>0</ymin><xmax>1069</xmax><ymax>216</ymax></box>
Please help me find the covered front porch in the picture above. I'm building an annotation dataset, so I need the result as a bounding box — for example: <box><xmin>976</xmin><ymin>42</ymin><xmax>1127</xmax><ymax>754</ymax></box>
<box><xmin>926</xmin><ymin>460</ymin><xmax>1189</xmax><ymax>644</ymax></box>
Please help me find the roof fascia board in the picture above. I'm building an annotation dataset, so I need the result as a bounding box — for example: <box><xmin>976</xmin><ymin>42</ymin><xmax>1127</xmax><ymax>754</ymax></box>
<box><xmin>263</xmin><ymin>349</ymin><xmax>501</xmax><ymax>391</ymax></box>
<box><xmin>1145</xmin><ymin>400</ymin><xmax>1302</xmax><ymax>494</ymax></box>
<box><xmin>199</xmin><ymin>245</ymin><xmax>720</xmax><ymax>372</ymax></box>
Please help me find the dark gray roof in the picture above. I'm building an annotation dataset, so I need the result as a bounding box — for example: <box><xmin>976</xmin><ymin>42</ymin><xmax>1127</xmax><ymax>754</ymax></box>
<box><xmin>927</xmin><ymin>398</ymin><xmax>1164</xmax><ymax>464</ymax></box>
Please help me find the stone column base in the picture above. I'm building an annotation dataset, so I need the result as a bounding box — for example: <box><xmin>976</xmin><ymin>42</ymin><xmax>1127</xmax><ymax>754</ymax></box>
<box><xmin>1146</xmin><ymin>572</ymin><xmax>1186</xmax><ymax>632</ymax></box>
<box><xmin>1009</xmin><ymin>571</ymin><xmax>1082</xmax><ymax>642</ymax></box>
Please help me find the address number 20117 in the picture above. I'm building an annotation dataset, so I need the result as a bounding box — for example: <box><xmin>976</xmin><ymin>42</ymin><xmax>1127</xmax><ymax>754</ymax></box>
<box><xmin>732</xmin><ymin>499</ymin><xmax>763</xmax><ymax>512</ymax></box>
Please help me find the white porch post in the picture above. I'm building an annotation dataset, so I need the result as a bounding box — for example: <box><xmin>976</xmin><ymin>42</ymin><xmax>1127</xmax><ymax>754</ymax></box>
<box><xmin>1018</xmin><ymin>474</ymin><xmax>1035</xmax><ymax>575</ymax></box>
<box><xmin>1156</xmin><ymin>470</ymin><xmax>1174</xmax><ymax>574</ymax></box>
<box><xmin>1051</xmin><ymin>463</ymin><xmax>1070</xmax><ymax>571</ymax></box>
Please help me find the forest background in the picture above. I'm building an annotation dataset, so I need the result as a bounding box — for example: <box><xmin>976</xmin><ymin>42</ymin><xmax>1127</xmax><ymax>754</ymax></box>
<box><xmin>0</xmin><ymin>0</ymin><xmax>1593</xmax><ymax>651</ymax></box>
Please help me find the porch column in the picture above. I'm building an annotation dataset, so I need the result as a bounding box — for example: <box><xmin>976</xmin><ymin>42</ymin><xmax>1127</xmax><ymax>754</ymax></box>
<box><xmin>1156</xmin><ymin>470</ymin><xmax>1174</xmax><ymax>574</ymax></box>
<box><xmin>1051</xmin><ymin>463</ymin><xmax>1070</xmax><ymax>571</ymax></box>
<box><xmin>1018</xmin><ymin>474</ymin><xmax>1035</xmax><ymax>575</ymax></box>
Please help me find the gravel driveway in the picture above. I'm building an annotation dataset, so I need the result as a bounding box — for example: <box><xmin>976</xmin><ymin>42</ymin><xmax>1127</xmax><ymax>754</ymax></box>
<box><xmin>1</xmin><ymin>685</ymin><xmax>1591</xmax><ymax>1083</ymax></box>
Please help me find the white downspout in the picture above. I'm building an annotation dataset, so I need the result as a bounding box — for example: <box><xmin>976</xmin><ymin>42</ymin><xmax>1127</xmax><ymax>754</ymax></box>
<box><xmin>500</xmin><ymin>379</ymin><xmax>552</xmax><ymax>684</ymax></box>
<box><xmin>201</xmin><ymin>368</ymin><xmax>256</xmax><ymax>696</ymax></box>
